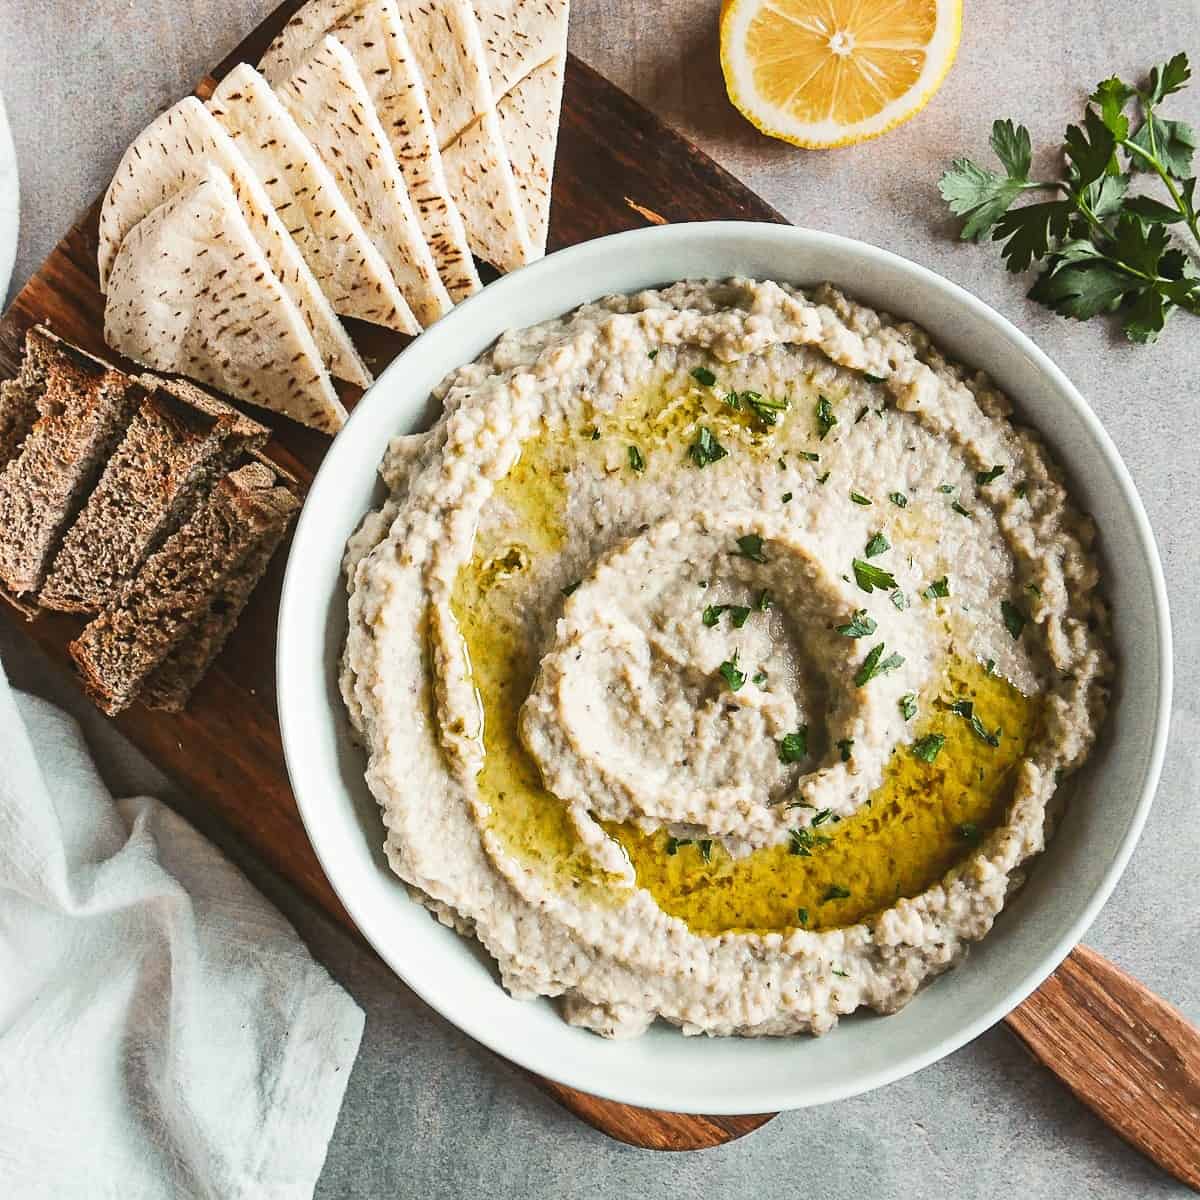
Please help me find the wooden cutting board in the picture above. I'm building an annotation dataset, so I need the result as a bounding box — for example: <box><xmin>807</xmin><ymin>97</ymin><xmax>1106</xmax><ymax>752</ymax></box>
<box><xmin>4</xmin><ymin>0</ymin><xmax>1198</xmax><ymax>1170</ymax></box>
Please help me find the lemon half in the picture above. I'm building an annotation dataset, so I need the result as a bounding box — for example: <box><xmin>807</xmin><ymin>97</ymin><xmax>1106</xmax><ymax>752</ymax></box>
<box><xmin>720</xmin><ymin>0</ymin><xmax>962</xmax><ymax>149</ymax></box>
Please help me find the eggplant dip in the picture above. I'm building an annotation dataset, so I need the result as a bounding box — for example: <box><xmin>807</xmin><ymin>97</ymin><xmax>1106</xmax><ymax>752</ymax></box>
<box><xmin>341</xmin><ymin>278</ymin><xmax>1111</xmax><ymax>1038</ymax></box>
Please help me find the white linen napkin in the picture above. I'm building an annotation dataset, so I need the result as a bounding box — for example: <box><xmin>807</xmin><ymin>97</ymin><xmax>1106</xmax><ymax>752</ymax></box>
<box><xmin>0</xmin><ymin>659</ymin><xmax>364</xmax><ymax>1199</ymax></box>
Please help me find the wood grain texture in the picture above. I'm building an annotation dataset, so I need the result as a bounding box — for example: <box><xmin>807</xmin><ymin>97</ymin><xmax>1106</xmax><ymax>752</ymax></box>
<box><xmin>2</xmin><ymin>0</ymin><xmax>1196</xmax><ymax>1170</ymax></box>
<box><xmin>0</xmin><ymin>0</ymin><xmax>783</xmax><ymax>1153</ymax></box>
<box><xmin>1006</xmin><ymin>945</ymin><xmax>1200</xmax><ymax>1192</ymax></box>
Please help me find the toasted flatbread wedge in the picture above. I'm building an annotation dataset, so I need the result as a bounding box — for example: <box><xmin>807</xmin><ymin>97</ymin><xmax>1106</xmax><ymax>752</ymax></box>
<box><xmin>473</xmin><ymin>1</ymin><xmax>568</xmax><ymax>254</ymax></box>
<box><xmin>262</xmin><ymin>0</ymin><xmax>534</xmax><ymax>273</ymax></box>
<box><xmin>327</xmin><ymin>1</ymin><xmax>481</xmax><ymax>302</ymax></box>
<box><xmin>105</xmin><ymin>163</ymin><xmax>348</xmax><ymax>434</ymax></box>
<box><xmin>208</xmin><ymin>63</ymin><xmax>418</xmax><ymax>334</ymax></box>
<box><xmin>98</xmin><ymin>97</ymin><xmax>370</xmax><ymax>387</ymax></box>
<box><xmin>277</xmin><ymin>36</ymin><xmax>452</xmax><ymax>327</ymax></box>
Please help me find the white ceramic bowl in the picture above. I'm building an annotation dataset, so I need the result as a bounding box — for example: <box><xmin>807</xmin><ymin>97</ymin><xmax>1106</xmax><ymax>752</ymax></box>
<box><xmin>277</xmin><ymin>223</ymin><xmax>1172</xmax><ymax>1113</ymax></box>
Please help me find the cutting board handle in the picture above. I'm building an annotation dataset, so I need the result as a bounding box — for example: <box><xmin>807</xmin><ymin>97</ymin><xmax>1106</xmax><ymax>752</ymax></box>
<box><xmin>1004</xmin><ymin>944</ymin><xmax>1200</xmax><ymax>1191</ymax></box>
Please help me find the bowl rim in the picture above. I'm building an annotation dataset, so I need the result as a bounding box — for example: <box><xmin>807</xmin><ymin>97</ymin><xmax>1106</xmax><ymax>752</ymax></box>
<box><xmin>277</xmin><ymin>221</ymin><xmax>1173</xmax><ymax>1113</ymax></box>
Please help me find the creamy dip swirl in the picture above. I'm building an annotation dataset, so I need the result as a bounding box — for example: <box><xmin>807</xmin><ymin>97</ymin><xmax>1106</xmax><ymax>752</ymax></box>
<box><xmin>341</xmin><ymin>279</ymin><xmax>1111</xmax><ymax>1038</ymax></box>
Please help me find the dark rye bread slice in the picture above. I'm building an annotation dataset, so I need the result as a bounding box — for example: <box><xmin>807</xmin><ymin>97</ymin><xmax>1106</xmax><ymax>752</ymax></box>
<box><xmin>40</xmin><ymin>377</ymin><xmax>268</xmax><ymax>612</ymax></box>
<box><xmin>141</xmin><ymin>461</ymin><xmax>300</xmax><ymax>711</ymax></box>
<box><xmin>69</xmin><ymin>461</ymin><xmax>298</xmax><ymax>715</ymax></box>
<box><xmin>0</xmin><ymin>327</ymin><xmax>144</xmax><ymax>597</ymax></box>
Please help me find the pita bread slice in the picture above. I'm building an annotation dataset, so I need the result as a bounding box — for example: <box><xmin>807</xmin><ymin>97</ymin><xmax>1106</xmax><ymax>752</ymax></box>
<box><xmin>277</xmin><ymin>36</ymin><xmax>452</xmax><ymax>327</ymax></box>
<box><xmin>208</xmin><ymin>63</ymin><xmax>418</xmax><ymax>334</ymax></box>
<box><xmin>105</xmin><ymin>163</ymin><xmax>348</xmax><ymax>434</ymax></box>
<box><xmin>327</xmin><ymin>2</ymin><xmax>481</xmax><ymax>302</ymax></box>
<box><xmin>474</xmin><ymin>0</ymin><xmax>569</xmax><ymax>101</ymax></box>
<box><xmin>98</xmin><ymin>97</ymin><xmax>371</xmax><ymax>387</ymax></box>
<box><xmin>262</xmin><ymin>0</ymin><xmax>534</xmax><ymax>273</ymax></box>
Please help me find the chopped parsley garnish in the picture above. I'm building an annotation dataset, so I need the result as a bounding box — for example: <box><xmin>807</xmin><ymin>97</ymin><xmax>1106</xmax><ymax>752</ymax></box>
<box><xmin>561</xmin><ymin>580</ymin><xmax>581</xmax><ymax>597</ymax></box>
<box><xmin>782</xmin><ymin>491</ymin><xmax>793</xmax><ymax>503</ymax></box>
<box><xmin>778</xmin><ymin>728</ymin><xmax>809</xmax><ymax>762</ymax></box>
<box><xmin>789</xmin><ymin>828</ymin><xmax>814</xmax><ymax>856</ymax></box>
<box><xmin>1015</xmin><ymin>482</ymin><xmax>1029</xmax><ymax>500</ymax></box>
<box><xmin>855</xmin><ymin>406</ymin><xmax>869</xmax><ymax>423</ymax></box>
<box><xmin>724</xmin><ymin>391</ymin><xmax>742</xmax><ymax>410</ymax></box>
<box><xmin>957</xmin><ymin>822</ymin><xmax>983</xmax><ymax>846</ymax></box>
<box><xmin>911</xmin><ymin>733</ymin><xmax>946</xmax><ymax>763</ymax></box>
<box><xmin>666</xmin><ymin>836</ymin><xmax>692</xmax><ymax>855</ymax></box>
<box><xmin>816</xmin><ymin>396</ymin><xmax>837</xmax><ymax>439</ymax></box>
<box><xmin>837</xmin><ymin>738</ymin><xmax>854</xmax><ymax>762</ymax></box>
<box><xmin>796</xmin><ymin>907</ymin><xmax>810</xmax><ymax>926</ymax></box>
<box><xmin>923</xmin><ymin>576</ymin><xmax>950</xmax><ymax>600</ymax></box>
<box><xmin>855</xmin><ymin>642</ymin><xmax>906</xmax><ymax>686</ymax></box>
<box><xmin>691</xmin><ymin>365</ymin><xmax>716</xmax><ymax>387</ymax></box>
<box><xmin>976</xmin><ymin>464</ymin><xmax>1005</xmax><ymax>486</ymax></box>
<box><xmin>836</xmin><ymin>609</ymin><xmax>878</xmax><ymax>638</ymax></box>
<box><xmin>1027</xmin><ymin>581</ymin><xmax>1042</xmax><ymax>598</ymax></box>
<box><xmin>752</xmin><ymin>670</ymin><xmax>768</xmax><ymax>687</ymax></box>
<box><xmin>900</xmin><ymin>693</ymin><xmax>918</xmax><ymax>720</ymax></box>
<box><xmin>734</xmin><ymin>533</ymin><xmax>767</xmax><ymax>562</ymax></box>
<box><xmin>628</xmin><ymin>445</ymin><xmax>645</xmax><ymax>472</ymax></box>
<box><xmin>864</xmin><ymin>531</ymin><xmax>890</xmax><ymax>557</ymax></box>
<box><xmin>703</xmin><ymin>603</ymin><xmax>752</xmax><ymax>629</ymax></box>
<box><xmin>816</xmin><ymin>471</ymin><xmax>831</xmax><ymax>485</ymax></box>
<box><xmin>985</xmin><ymin>658</ymin><xmax>998</xmax><ymax>676</ymax></box>
<box><xmin>742</xmin><ymin>391</ymin><xmax>789</xmax><ymax>425</ymax></box>
<box><xmin>799</xmin><ymin>450</ymin><xmax>820</xmax><ymax>462</ymax></box>
<box><xmin>702</xmin><ymin>604</ymin><xmax>729</xmax><ymax>627</ymax></box>
<box><xmin>757</xmin><ymin>589</ymin><xmax>772</xmax><ymax>611</ymax></box>
<box><xmin>698</xmin><ymin>839</ymin><xmax>713</xmax><ymax>863</ymax></box>
<box><xmin>863</xmin><ymin>373</ymin><xmax>886</xmax><ymax>384</ymax></box>
<box><xmin>823</xmin><ymin>884</ymin><xmax>851</xmax><ymax>901</ymax></box>
<box><xmin>833</xmin><ymin>967</ymin><xmax>850</xmax><ymax>978</ymax></box>
<box><xmin>1001</xmin><ymin>599</ymin><xmax>1027</xmax><ymax>640</ymax></box>
<box><xmin>811</xmin><ymin>808</ymin><xmax>834</xmax><ymax>826</ymax></box>
<box><xmin>951</xmin><ymin>500</ymin><xmax>973</xmax><ymax>518</ymax></box>
<box><xmin>647</xmin><ymin>348</ymin><xmax>658</xmax><ymax>360</ymax></box>
<box><xmin>778</xmin><ymin>456</ymin><xmax>787</xmax><ymax>470</ymax></box>
<box><xmin>891</xmin><ymin>589</ymin><xmax>909</xmax><ymax>610</ymax></box>
<box><xmin>729</xmin><ymin>605</ymin><xmax>752</xmax><ymax>628</ymax></box>
<box><xmin>889</xmin><ymin>491</ymin><xmax>908</xmax><ymax>507</ymax></box>
<box><xmin>852</xmin><ymin>558</ymin><xmax>898</xmax><ymax>593</ymax></box>
<box><xmin>937</xmin><ymin>483</ymin><xmax>955</xmax><ymax>494</ymax></box>
<box><xmin>849</xmin><ymin>491</ymin><xmax>873</xmax><ymax>505</ymax></box>
<box><xmin>949</xmin><ymin>698</ymin><xmax>1002</xmax><ymax>746</ymax></box>
<box><xmin>688</xmin><ymin>426</ymin><xmax>728</xmax><ymax>468</ymax></box>
<box><xmin>719</xmin><ymin>653</ymin><xmax>746</xmax><ymax>692</ymax></box>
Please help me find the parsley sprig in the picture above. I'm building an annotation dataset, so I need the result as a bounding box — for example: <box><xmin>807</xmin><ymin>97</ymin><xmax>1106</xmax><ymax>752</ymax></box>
<box><xmin>939</xmin><ymin>52</ymin><xmax>1200</xmax><ymax>342</ymax></box>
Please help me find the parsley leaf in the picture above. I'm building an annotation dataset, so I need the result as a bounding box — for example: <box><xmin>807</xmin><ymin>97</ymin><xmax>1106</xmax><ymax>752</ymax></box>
<box><xmin>734</xmin><ymin>533</ymin><xmax>767</xmax><ymax>563</ymax></box>
<box><xmin>837</xmin><ymin>737</ymin><xmax>854</xmax><ymax>762</ymax></box>
<box><xmin>976</xmin><ymin>465</ymin><xmax>1005</xmax><ymax>486</ymax></box>
<box><xmin>718</xmin><ymin>653</ymin><xmax>746</xmax><ymax>692</ymax></box>
<box><xmin>689</xmin><ymin>426</ymin><xmax>728</xmax><ymax>468</ymax></box>
<box><xmin>900</xmin><ymin>693</ymin><xmax>918</xmax><ymax>720</ymax></box>
<box><xmin>852</xmin><ymin>558</ymin><xmax>898</xmax><ymax>593</ymax></box>
<box><xmin>923</xmin><ymin>576</ymin><xmax>950</xmax><ymax>600</ymax></box>
<box><xmin>778</xmin><ymin>728</ymin><xmax>809</xmax><ymax>763</ymax></box>
<box><xmin>911</xmin><ymin>733</ymin><xmax>946</xmax><ymax>763</ymax></box>
<box><xmin>628</xmin><ymin>445</ymin><xmax>645</xmax><ymax>472</ymax></box>
<box><xmin>702</xmin><ymin>604</ymin><xmax>728</xmax><ymax>627</ymax></box>
<box><xmin>864</xmin><ymin>531</ymin><xmax>890</xmax><ymax>557</ymax></box>
<box><xmin>816</xmin><ymin>396</ymin><xmax>838</xmax><ymax>439</ymax></box>
<box><xmin>796</xmin><ymin>907</ymin><xmax>810</xmax><ymax>926</ymax></box>
<box><xmin>1001</xmin><ymin>599</ymin><xmax>1027</xmax><ymax>639</ymax></box>
<box><xmin>729</xmin><ymin>605</ymin><xmax>752</xmax><ymax>628</ymax></box>
<box><xmin>561</xmin><ymin>580</ymin><xmax>581</xmax><ymax>597</ymax></box>
<box><xmin>889</xmin><ymin>491</ymin><xmax>908</xmax><ymax>507</ymax></box>
<box><xmin>836</xmin><ymin>609</ymin><xmax>877</xmax><ymax>638</ymax></box>
<box><xmin>691</xmin><ymin>365</ymin><xmax>717</xmax><ymax>387</ymax></box>
<box><xmin>957</xmin><ymin>822</ymin><xmax>983</xmax><ymax>846</ymax></box>
<box><xmin>890</xmin><ymin>589</ymin><xmax>909</xmax><ymax>610</ymax></box>
<box><xmin>855</xmin><ymin>643</ymin><xmax>906</xmax><ymax>686</ymax></box>
<box><xmin>823</xmin><ymin>884</ymin><xmax>851</xmax><ymax>902</ymax></box>
<box><xmin>850</xmin><ymin>491</ymin><xmax>873</xmax><ymax>506</ymax></box>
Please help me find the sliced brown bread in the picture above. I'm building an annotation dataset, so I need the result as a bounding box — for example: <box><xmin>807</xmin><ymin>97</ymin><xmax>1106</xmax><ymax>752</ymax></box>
<box><xmin>142</xmin><ymin>464</ymin><xmax>300</xmax><ymax>711</ymax></box>
<box><xmin>0</xmin><ymin>327</ymin><xmax>145</xmax><ymax>598</ymax></box>
<box><xmin>40</xmin><ymin>378</ymin><xmax>268</xmax><ymax>612</ymax></box>
<box><xmin>69</xmin><ymin>461</ymin><xmax>299</xmax><ymax>715</ymax></box>
<box><xmin>0</xmin><ymin>328</ymin><xmax>59</xmax><ymax>465</ymax></box>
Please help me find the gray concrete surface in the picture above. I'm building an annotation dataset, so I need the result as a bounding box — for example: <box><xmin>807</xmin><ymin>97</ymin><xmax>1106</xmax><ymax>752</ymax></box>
<box><xmin>2</xmin><ymin>3</ymin><xmax>1198</xmax><ymax>1196</ymax></box>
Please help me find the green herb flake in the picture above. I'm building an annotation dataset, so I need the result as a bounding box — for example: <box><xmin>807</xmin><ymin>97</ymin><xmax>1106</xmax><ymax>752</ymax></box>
<box><xmin>647</xmin><ymin>348</ymin><xmax>658</xmax><ymax>361</ymax></box>
<box><xmin>729</xmin><ymin>605</ymin><xmax>752</xmax><ymax>628</ymax></box>
<box><xmin>789</xmin><ymin>828</ymin><xmax>813</xmax><ymax>857</ymax></box>
<box><xmin>799</xmin><ymin>450</ymin><xmax>820</xmax><ymax>462</ymax></box>
<box><xmin>702</xmin><ymin>604</ymin><xmax>729</xmax><ymax>627</ymax></box>
<box><xmin>864</xmin><ymin>531</ymin><xmax>890</xmax><ymax>558</ymax></box>
<box><xmin>837</xmin><ymin>738</ymin><xmax>854</xmax><ymax>762</ymax></box>
<box><xmin>734</xmin><ymin>533</ymin><xmax>767</xmax><ymax>563</ymax></box>
<box><xmin>850</xmin><ymin>490</ymin><xmax>873</xmax><ymax>506</ymax></box>
<box><xmin>752</xmin><ymin>671</ymin><xmax>768</xmax><ymax>687</ymax></box>
<box><xmin>985</xmin><ymin>658</ymin><xmax>998</xmax><ymax>676</ymax></box>
<box><xmin>817</xmin><ymin>471</ymin><xmax>831</xmax><ymax>485</ymax></box>
<box><xmin>628</xmin><ymin>445</ymin><xmax>645</xmax><ymax>473</ymax></box>
<box><xmin>900</xmin><ymin>693</ymin><xmax>918</xmax><ymax>720</ymax></box>
<box><xmin>1015</xmin><ymin>482</ymin><xmax>1029</xmax><ymax>500</ymax></box>
<box><xmin>863</xmin><ymin>372</ymin><xmax>887</xmax><ymax>384</ymax></box>
<box><xmin>823</xmin><ymin>884</ymin><xmax>852</xmax><ymax>902</ymax></box>
<box><xmin>816</xmin><ymin>396</ymin><xmax>838</xmax><ymax>439</ymax></box>
<box><xmin>782</xmin><ymin>491</ymin><xmax>793</xmax><ymax>503</ymax></box>
<box><xmin>1001</xmin><ymin>599</ymin><xmax>1027</xmax><ymax>640</ymax></box>
<box><xmin>890</xmin><ymin>589</ymin><xmax>909</xmax><ymax>610</ymax></box>
<box><xmin>743</xmin><ymin>391</ymin><xmax>789</xmax><ymax>425</ymax></box>
<box><xmin>951</xmin><ymin>500</ymin><xmax>973</xmax><ymax>519</ymax></box>
<box><xmin>855</xmin><ymin>406</ymin><xmax>869</xmax><ymax>424</ymax></box>
<box><xmin>976</xmin><ymin>464</ymin><xmax>1005</xmax><ymax>486</ymax></box>
<box><xmin>698</xmin><ymin>839</ymin><xmax>713</xmax><ymax>863</ymax></box>
<box><xmin>957</xmin><ymin>822</ymin><xmax>983</xmax><ymax>846</ymax></box>
<box><xmin>796</xmin><ymin>907</ymin><xmax>810</xmax><ymax>927</ymax></box>
<box><xmin>719</xmin><ymin>653</ymin><xmax>746</xmax><ymax>692</ymax></box>
<box><xmin>911</xmin><ymin>732</ymin><xmax>947</xmax><ymax>763</ymax></box>
<box><xmin>561</xmin><ymin>580</ymin><xmax>581</xmax><ymax>597</ymax></box>
<box><xmin>889</xmin><ymin>491</ymin><xmax>908</xmax><ymax>507</ymax></box>
<box><xmin>778</xmin><ymin>728</ymin><xmax>809</xmax><ymax>763</ymax></box>
<box><xmin>691</xmin><ymin>365</ymin><xmax>717</xmax><ymax>387</ymax></box>
<box><xmin>855</xmin><ymin>642</ymin><xmax>906</xmax><ymax>686</ymax></box>
<box><xmin>835</xmin><ymin>608</ymin><xmax>878</xmax><ymax>638</ymax></box>
<box><xmin>688</xmin><ymin>426</ymin><xmax>728</xmax><ymax>469</ymax></box>
<box><xmin>923</xmin><ymin>575</ymin><xmax>950</xmax><ymax>600</ymax></box>
<box><xmin>936</xmin><ymin>484</ymin><xmax>955</xmax><ymax>494</ymax></box>
<box><xmin>665</xmin><ymin>836</ymin><xmax>692</xmax><ymax>855</ymax></box>
<box><xmin>723</xmin><ymin>391</ymin><xmax>742</xmax><ymax>410</ymax></box>
<box><xmin>852</xmin><ymin>558</ymin><xmax>898</xmax><ymax>593</ymax></box>
<box><xmin>757</xmin><ymin>589</ymin><xmax>772</xmax><ymax>611</ymax></box>
<box><xmin>833</xmin><ymin>967</ymin><xmax>850</xmax><ymax>978</ymax></box>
